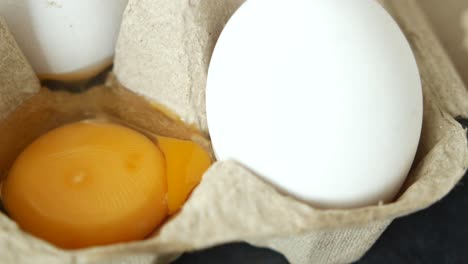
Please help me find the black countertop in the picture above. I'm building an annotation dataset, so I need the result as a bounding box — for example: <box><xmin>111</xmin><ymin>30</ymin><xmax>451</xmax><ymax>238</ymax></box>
<box><xmin>174</xmin><ymin>120</ymin><xmax>468</xmax><ymax>264</ymax></box>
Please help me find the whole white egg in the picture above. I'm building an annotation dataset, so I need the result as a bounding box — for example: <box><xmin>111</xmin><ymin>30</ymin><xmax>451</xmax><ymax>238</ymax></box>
<box><xmin>206</xmin><ymin>0</ymin><xmax>422</xmax><ymax>208</ymax></box>
<box><xmin>0</xmin><ymin>0</ymin><xmax>128</xmax><ymax>81</ymax></box>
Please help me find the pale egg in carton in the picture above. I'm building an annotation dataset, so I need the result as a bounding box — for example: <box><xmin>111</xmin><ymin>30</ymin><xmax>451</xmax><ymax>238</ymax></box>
<box><xmin>0</xmin><ymin>0</ymin><xmax>467</xmax><ymax>264</ymax></box>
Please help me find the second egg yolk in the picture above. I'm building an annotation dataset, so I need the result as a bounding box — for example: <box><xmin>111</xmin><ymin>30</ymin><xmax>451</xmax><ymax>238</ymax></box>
<box><xmin>1</xmin><ymin>121</ymin><xmax>212</xmax><ymax>249</ymax></box>
<box><xmin>157</xmin><ymin>136</ymin><xmax>212</xmax><ymax>215</ymax></box>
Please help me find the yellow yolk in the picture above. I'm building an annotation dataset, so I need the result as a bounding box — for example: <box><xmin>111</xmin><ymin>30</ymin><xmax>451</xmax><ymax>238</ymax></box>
<box><xmin>156</xmin><ymin>136</ymin><xmax>212</xmax><ymax>215</ymax></box>
<box><xmin>1</xmin><ymin>121</ymin><xmax>212</xmax><ymax>249</ymax></box>
<box><xmin>2</xmin><ymin>122</ymin><xmax>168</xmax><ymax>249</ymax></box>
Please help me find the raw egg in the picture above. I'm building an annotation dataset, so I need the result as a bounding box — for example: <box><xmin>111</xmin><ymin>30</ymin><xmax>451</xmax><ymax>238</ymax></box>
<box><xmin>157</xmin><ymin>136</ymin><xmax>212</xmax><ymax>215</ymax></box>
<box><xmin>0</xmin><ymin>0</ymin><xmax>128</xmax><ymax>81</ymax></box>
<box><xmin>2</xmin><ymin>121</ymin><xmax>211</xmax><ymax>248</ymax></box>
<box><xmin>206</xmin><ymin>0</ymin><xmax>422</xmax><ymax>208</ymax></box>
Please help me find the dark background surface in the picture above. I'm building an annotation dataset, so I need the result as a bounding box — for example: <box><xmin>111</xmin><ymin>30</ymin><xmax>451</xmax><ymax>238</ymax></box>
<box><xmin>174</xmin><ymin>120</ymin><xmax>468</xmax><ymax>264</ymax></box>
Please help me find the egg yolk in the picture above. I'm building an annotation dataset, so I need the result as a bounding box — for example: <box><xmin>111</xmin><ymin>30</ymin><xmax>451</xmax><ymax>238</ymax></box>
<box><xmin>1</xmin><ymin>121</ymin><xmax>211</xmax><ymax>249</ymax></box>
<box><xmin>157</xmin><ymin>136</ymin><xmax>212</xmax><ymax>215</ymax></box>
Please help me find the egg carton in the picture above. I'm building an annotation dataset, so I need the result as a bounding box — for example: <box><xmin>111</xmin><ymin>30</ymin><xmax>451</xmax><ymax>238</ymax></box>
<box><xmin>0</xmin><ymin>0</ymin><xmax>467</xmax><ymax>264</ymax></box>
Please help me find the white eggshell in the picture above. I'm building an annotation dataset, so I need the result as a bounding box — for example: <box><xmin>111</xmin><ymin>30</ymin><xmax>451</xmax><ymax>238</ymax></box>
<box><xmin>0</xmin><ymin>0</ymin><xmax>128</xmax><ymax>78</ymax></box>
<box><xmin>206</xmin><ymin>0</ymin><xmax>422</xmax><ymax>208</ymax></box>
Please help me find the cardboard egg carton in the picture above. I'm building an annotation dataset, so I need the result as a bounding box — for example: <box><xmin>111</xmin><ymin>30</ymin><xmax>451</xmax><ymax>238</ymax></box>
<box><xmin>416</xmin><ymin>0</ymin><xmax>468</xmax><ymax>85</ymax></box>
<box><xmin>0</xmin><ymin>0</ymin><xmax>467</xmax><ymax>263</ymax></box>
